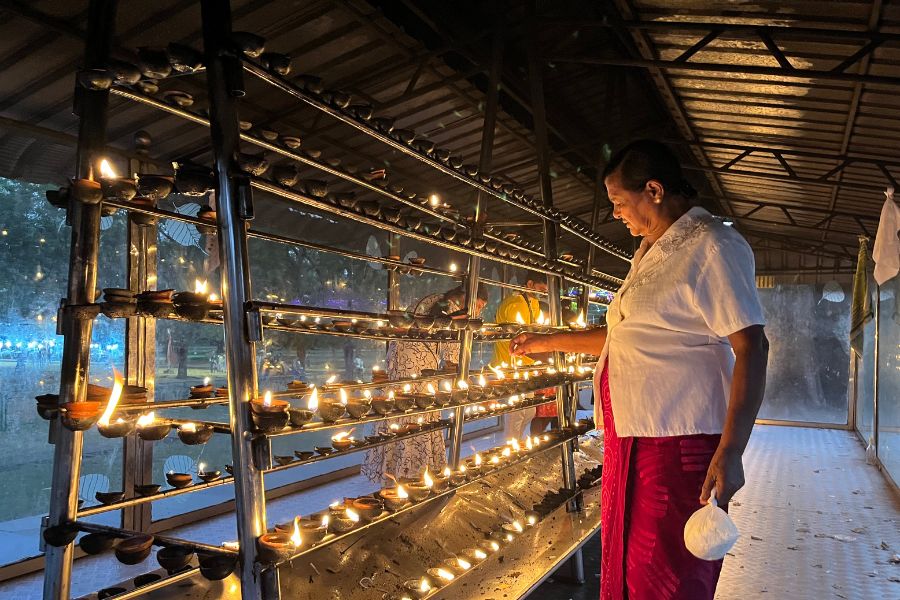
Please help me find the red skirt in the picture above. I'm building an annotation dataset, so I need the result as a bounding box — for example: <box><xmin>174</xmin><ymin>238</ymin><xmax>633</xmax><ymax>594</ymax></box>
<box><xmin>599</xmin><ymin>363</ymin><xmax>724</xmax><ymax>600</ymax></box>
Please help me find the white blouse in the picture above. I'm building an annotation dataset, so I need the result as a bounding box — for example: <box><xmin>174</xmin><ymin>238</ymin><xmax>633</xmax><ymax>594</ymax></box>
<box><xmin>594</xmin><ymin>207</ymin><xmax>766</xmax><ymax>437</ymax></box>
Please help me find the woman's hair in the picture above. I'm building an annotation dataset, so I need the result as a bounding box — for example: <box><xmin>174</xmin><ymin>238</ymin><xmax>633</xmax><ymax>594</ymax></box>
<box><xmin>445</xmin><ymin>284</ymin><xmax>488</xmax><ymax>304</ymax></box>
<box><xmin>602</xmin><ymin>139</ymin><xmax>697</xmax><ymax>200</ymax></box>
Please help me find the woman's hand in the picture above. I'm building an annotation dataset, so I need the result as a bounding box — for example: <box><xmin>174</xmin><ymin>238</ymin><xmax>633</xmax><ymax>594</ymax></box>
<box><xmin>700</xmin><ymin>446</ymin><xmax>744</xmax><ymax>505</ymax></box>
<box><xmin>509</xmin><ymin>333</ymin><xmax>551</xmax><ymax>356</ymax></box>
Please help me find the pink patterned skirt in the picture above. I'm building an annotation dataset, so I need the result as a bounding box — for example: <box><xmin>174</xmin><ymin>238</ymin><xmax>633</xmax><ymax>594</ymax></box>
<box><xmin>599</xmin><ymin>363</ymin><xmax>724</xmax><ymax>600</ymax></box>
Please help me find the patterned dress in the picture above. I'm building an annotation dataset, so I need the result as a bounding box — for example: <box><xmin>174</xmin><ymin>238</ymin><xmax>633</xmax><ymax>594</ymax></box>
<box><xmin>361</xmin><ymin>293</ymin><xmax>461</xmax><ymax>484</ymax></box>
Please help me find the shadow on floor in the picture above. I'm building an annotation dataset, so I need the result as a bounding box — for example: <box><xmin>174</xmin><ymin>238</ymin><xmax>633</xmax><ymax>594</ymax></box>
<box><xmin>531</xmin><ymin>531</ymin><xmax>600</xmax><ymax>599</ymax></box>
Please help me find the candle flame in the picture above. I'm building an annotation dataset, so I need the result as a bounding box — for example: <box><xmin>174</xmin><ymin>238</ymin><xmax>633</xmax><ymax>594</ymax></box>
<box><xmin>181</xmin><ymin>422</ymin><xmax>197</xmax><ymax>432</ymax></box>
<box><xmin>338</xmin><ymin>388</ymin><xmax>348</xmax><ymax>405</ymax></box>
<box><xmin>326</xmin><ymin>374</ymin><xmax>337</xmax><ymax>385</ymax></box>
<box><xmin>307</xmin><ymin>386</ymin><xmax>319</xmax><ymax>411</ymax></box>
<box><xmin>290</xmin><ymin>517</ymin><xmax>302</xmax><ymax>547</ymax></box>
<box><xmin>194</xmin><ymin>279</ymin><xmax>208</xmax><ymax>294</ymax></box>
<box><xmin>457</xmin><ymin>557</ymin><xmax>471</xmax><ymax>570</ymax></box>
<box><xmin>263</xmin><ymin>390</ymin><xmax>272</xmax><ymax>407</ymax></box>
<box><xmin>136</xmin><ymin>412</ymin><xmax>156</xmax><ymax>427</ymax></box>
<box><xmin>98</xmin><ymin>370</ymin><xmax>124</xmax><ymax>426</ymax></box>
<box><xmin>514</xmin><ymin>312</ymin><xmax>525</xmax><ymax>324</ymax></box>
<box><xmin>436</xmin><ymin>568</ymin><xmax>454</xmax><ymax>581</ymax></box>
<box><xmin>346</xmin><ymin>508</ymin><xmax>360</xmax><ymax>523</ymax></box>
<box><xmin>426</xmin><ymin>383</ymin><xmax>436</xmax><ymax>395</ymax></box>
<box><xmin>420</xmin><ymin>578</ymin><xmax>431</xmax><ymax>592</ymax></box>
<box><xmin>423</xmin><ymin>468</ymin><xmax>433</xmax><ymax>488</ymax></box>
<box><xmin>397</xmin><ymin>484</ymin><xmax>409</xmax><ymax>499</ymax></box>
<box><xmin>99</xmin><ymin>159</ymin><xmax>116</xmax><ymax>178</ymax></box>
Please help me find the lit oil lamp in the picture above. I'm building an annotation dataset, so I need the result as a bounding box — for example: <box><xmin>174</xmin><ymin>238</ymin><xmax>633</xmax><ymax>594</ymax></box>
<box><xmin>394</xmin><ymin>384</ymin><xmax>417</xmax><ymax>411</ymax></box>
<box><xmin>403</xmin><ymin>577</ymin><xmax>431</xmax><ymax>599</ymax></box>
<box><xmin>345</xmin><ymin>390</ymin><xmax>372</xmax><ymax>418</ymax></box>
<box><xmin>525</xmin><ymin>436</ymin><xmax>534</xmax><ymax>451</ymax></box>
<box><xmin>525</xmin><ymin>511</ymin><xmax>540</xmax><ymax>526</ymax></box>
<box><xmin>351</xmin><ymin>496</ymin><xmax>384</xmax><ymax>521</ymax></box>
<box><xmin>431</xmin><ymin>467</ymin><xmax>450</xmax><ymax>493</ymax></box>
<box><xmin>463</xmin><ymin>547</ymin><xmax>488</xmax><ymax>563</ymax></box>
<box><xmin>425</xmin><ymin>567</ymin><xmax>455</xmax><ymax>588</ymax></box>
<box><xmin>59</xmin><ymin>389</ymin><xmax>105</xmax><ymax>431</ymax></box>
<box><xmin>331</xmin><ymin>429</ymin><xmax>355</xmax><ymax>451</ymax></box>
<box><xmin>207</xmin><ymin>293</ymin><xmax>222</xmax><ymax>310</ymax></box>
<box><xmin>451</xmin><ymin>379</ymin><xmax>469</xmax><ymax>404</ymax></box>
<box><xmin>501</xmin><ymin>520</ymin><xmax>525</xmax><ymax>537</ymax></box>
<box><xmin>318</xmin><ymin>388</ymin><xmax>347</xmax><ymax>423</ymax></box>
<box><xmin>172</xmin><ymin>279</ymin><xmax>212</xmax><ymax>321</ymax></box>
<box><xmin>196</xmin><ymin>462</ymin><xmax>221</xmax><ymax>483</ymax></box>
<box><xmin>443</xmin><ymin>556</ymin><xmax>472</xmax><ymax>575</ymax></box>
<box><xmin>97</xmin><ymin>375</ymin><xmax>136</xmax><ymax>438</ymax></box>
<box><xmin>329</xmin><ymin>507</ymin><xmax>361</xmax><ymax>533</ymax></box>
<box><xmin>480</xmin><ymin>540</ymin><xmax>501</xmax><ymax>554</ymax></box>
<box><xmin>256</xmin><ymin>529</ymin><xmax>299</xmax><ymax>562</ymax></box>
<box><xmin>449</xmin><ymin>465</ymin><xmax>467</xmax><ymax>486</ymax></box>
<box><xmin>177</xmin><ymin>421</ymin><xmax>214</xmax><ymax>445</ymax></box>
<box><xmin>288</xmin><ymin>386</ymin><xmax>316</xmax><ymax>427</ymax></box>
<box><xmin>250</xmin><ymin>391</ymin><xmax>290</xmax><ymax>433</ymax></box>
<box><xmin>380</xmin><ymin>484</ymin><xmax>410</xmax><ymax>511</ymax></box>
<box><xmin>297</xmin><ymin>516</ymin><xmax>328</xmax><ymax>543</ymax></box>
<box><xmin>464</xmin><ymin>453</ymin><xmax>483</xmax><ymax>478</ymax></box>
<box><xmin>433</xmin><ymin>381</ymin><xmax>452</xmax><ymax>407</ymax></box>
<box><xmin>411</xmin><ymin>383</ymin><xmax>436</xmax><ymax>409</ymax></box>
<box><xmin>371</xmin><ymin>389</ymin><xmax>396</xmax><ymax>415</ymax></box>
<box><xmin>98</xmin><ymin>159</ymin><xmax>137</xmax><ymax>201</ymax></box>
<box><xmin>190</xmin><ymin>376</ymin><xmax>213</xmax><ymax>398</ymax></box>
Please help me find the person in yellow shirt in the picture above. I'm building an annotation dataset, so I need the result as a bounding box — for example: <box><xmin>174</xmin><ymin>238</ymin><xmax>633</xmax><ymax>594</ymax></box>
<box><xmin>491</xmin><ymin>271</ymin><xmax>548</xmax><ymax>439</ymax></box>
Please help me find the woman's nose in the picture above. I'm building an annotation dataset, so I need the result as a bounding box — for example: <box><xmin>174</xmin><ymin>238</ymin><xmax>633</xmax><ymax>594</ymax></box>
<box><xmin>612</xmin><ymin>205</ymin><xmax>622</xmax><ymax>220</ymax></box>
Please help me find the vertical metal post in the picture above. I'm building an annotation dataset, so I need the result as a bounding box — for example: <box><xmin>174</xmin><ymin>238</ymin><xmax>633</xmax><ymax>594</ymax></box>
<box><xmin>873</xmin><ymin>284</ymin><xmax>880</xmax><ymax>456</ymax></box>
<box><xmin>448</xmin><ymin>26</ymin><xmax>503</xmax><ymax>468</ymax></box>
<box><xmin>527</xmin><ymin>7</ymin><xmax>583</xmax><ymax>583</ymax></box>
<box><xmin>201</xmin><ymin>1</ymin><xmax>277</xmax><ymax>598</ymax></box>
<box><xmin>387</xmin><ymin>234</ymin><xmax>401</xmax><ymax>311</ymax></box>
<box><xmin>43</xmin><ymin>2</ymin><xmax>116</xmax><ymax>598</ymax></box>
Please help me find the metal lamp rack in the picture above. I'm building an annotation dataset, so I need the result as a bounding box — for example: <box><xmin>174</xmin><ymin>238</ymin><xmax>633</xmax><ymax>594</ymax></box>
<box><xmin>42</xmin><ymin>2</ymin><xmax>628</xmax><ymax>599</ymax></box>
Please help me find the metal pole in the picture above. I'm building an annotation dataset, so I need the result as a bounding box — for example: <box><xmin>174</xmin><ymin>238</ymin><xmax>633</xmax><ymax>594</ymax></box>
<box><xmin>449</xmin><ymin>24</ymin><xmax>503</xmax><ymax>469</ymax></box>
<box><xmin>201</xmin><ymin>1</ymin><xmax>277</xmax><ymax>598</ymax></box>
<box><xmin>527</xmin><ymin>5</ymin><xmax>583</xmax><ymax>583</ymax></box>
<box><xmin>43</xmin><ymin>2</ymin><xmax>116</xmax><ymax>598</ymax></box>
<box><xmin>873</xmin><ymin>284</ymin><xmax>880</xmax><ymax>456</ymax></box>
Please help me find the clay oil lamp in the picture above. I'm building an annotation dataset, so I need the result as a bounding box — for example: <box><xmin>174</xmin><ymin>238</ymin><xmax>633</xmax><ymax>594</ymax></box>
<box><xmin>380</xmin><ymin>484</ymin><xmax>410</xmax><ymax>511</ymax></box>
<box><xmin>294</xmin><ymin>450</ymin><xmax>315</xmax><ymax>461</ymax></box>
<box><xmin>173</xmin><ymin>279</ymin><xmax>212</xmax><ymax>321</ymax></box>
<box><xmin>431</xmin><ymin>381</ymin><xmax>451</xmax><ymax>407</ymax></box>
<box><xmin>80</xmin><ymin>533</ymin><xmax>117</xmax><ymax>556</ymax></box>
<box><xmin>250</xmin><ymin>390</ymin><xmax>289</xmax><ymax>433</ymax></box>
<box><xmin>136</xmin><ymin>289</ymin><xmax>174</xmax><ymax>318</ymax></box>
<box><xmin>95</xmin><ymin>490</ymin><xmax>125</xmax><ymax>505</ymax></box>
<box><xmin>463</xmin><ymin>547</ymin><xmax>488</xmax><ymax>564</ymax></box>
<box><xmin>197</xmin><ymin>463</ymin><xmax>222</xmax><ymax>483</ymax></box>
<box><xmin>449</xmin><ymin>465</ymin><xmax>467</xmax><ymax>486</ymax></box>
<box><xmin>352</xmin><ymin>496</ymin><xmax>384</xmax><ymax>521</ymax></box>
<box><xmin>331</xmin><ymin>429</ymin><xmax>355</xmax><ymax>452</ymax></box>
<box><xmin>443</xmin><ymin>556</ymin><xmax>472</xmax><ymax>576</ymax></box>
<box><xmin>166</xmin><ymin>470</ymin><xmax>193</xmax><ymax>489</ymax></box>
<box><xmin>135</xmin><ymin>411</ymin><xmax>170</xmax><ymax>441</ymax></box>
<box><xmin>298</xmin><ymin>516</ymin><xmax>328</xmax><ymax>543</ymax></box>
<box><xmin>177</xmin><ymin>422</ymin><xmax>214</xmax><ymax>445</ymax></box>
<box><xmin>136</xmin><ymin>174</ymin><xmax>174</xmax><ymax>202</ymax></box>
<box><xmin>525</xmin><ymin>511</ymin><xmax>540</xmax><ymax>526</ymax></box>
<box><xmin>431</xmin><ymin>467</ymin><xmax>450</xmax><ymax>493</ymax></box>
<box><xmin>257</xmin><ymin>531</ymin><xmax>298</xmax><ymax>563</ymax></box>
<box><xmin>371</xmin><ymin>389</ymin><xmax>396</xmax><ymax>415</ymax></box>
<box><xmin>59</xmin><ymin>392</ymin><xmax>104</xmax><ymax>431</ymax></box>
<box><xmin>328</xmin><ymin>506</ymin><xmax>361</xmax><ymax>533</ymax></box>
<box><xmin>289</xmin><ymin>386</ymin><xmax>316</xmax><ymax>427</ymax></box>
<box><xmin>98</xmin><ymin>159</ymin><xmax>137</xmax><ymax>202</ymax></box>
<box><xmin>346</xmin><ymin>390</ymin><xmax>372</xmax><ymax>418</ymax></box>
<box><xmin>406</xmin><ymin>473</ymin><xmax>432</xmax><ymax>503</ymax></box>
<box><xmin>501</xmin><ymin>520</ymin><xmax>525</xmax><ymax>540</ymax></box>
<box><xmin>318</xmin><ymin>388</ymin><xmax>347</xmax><ymax>423</ymax></box>
<box><xmin>156</xmin><ymin>545</ymin><xmax>194</xmax><ymax>574</ymax></box>
<box><xmin>397</xmin><ymin>418</ymin><xmax>421</xmax><ymax>435</ymax></box>
<box><xmin>315</xmin><ymin>445</ymin><xmax>335</xmax><ymax>456</ymax></box>
<box><xmin>96</xmin><ymin>375</ymin><xmax>136</xmax><ymax>438</ymax></box>
<box><xmin>426</xmin><ymin>567</ymin><xmax>455</xmax><ymax>587</ymax></box>
<box><xmin>382</xmin><ymin>423</ymin><xmax>401</xmax><ymax>439</ymax></box>
<box><xmin>198</xmin><ymin>551</ymin><xmax>238</xmax><ymax>581</ymax></box>
<box><xmin>464</xmin><ymin>453</ymin><xmax>483</xmax><ymax>478</ymax></box>
<box><xmin>403</xmin><ymin>578</ymin><xmax>432</xmax><ymax>599</ymax></box>
<box><xmin>451</xmin><ymin>379</ymin><xmax>469</xmax><ymax>405</ymax></box>
<box><xmin>134</xmin><ymin>573</ymin><xmax>163</xmax><ymax>588</ymax></box>
<box><xmin>134</xmin><ymin>483</ymin><xmax>161</xmax><ymax>497</ymax></box>
<box><xmin>114</xmin><ymin>534</ymin><xmax>154</xmax><ymax>565</ymax></box>
<box><xmin>190</xmin><ymin>377</ymin><xmax>213</xmax><ymax>399</ymax></box>
<box><xmin>35</xmin><ymin>394</ymin><xmax>59</xmax><ymax>421</ymax></box>
<box><xmin>412</xmin><ymin>383</ymin><xmax>436</xmax><ymax>409</ymax></box>
<box><xmin>394</xmin><ymin>384</ymin><xmax>417</xmax><ymax>411</ymax></box>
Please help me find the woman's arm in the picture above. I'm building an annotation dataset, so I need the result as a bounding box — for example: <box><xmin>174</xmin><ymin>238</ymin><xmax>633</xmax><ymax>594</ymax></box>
<box><xmin>510</xmin><ymin>327</ymin><xmax>607</xmax><ymax>356</ymax></box>
<box><xmin>701</xmin><ymin>324</ymin><xmax>769</xmax><ymax>504</ymax></box>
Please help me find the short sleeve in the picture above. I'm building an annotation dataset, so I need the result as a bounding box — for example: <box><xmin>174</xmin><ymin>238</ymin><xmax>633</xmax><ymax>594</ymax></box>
<box><xmin>693</xmin><ymin>233</ymin><xmax>766</xmax><ymax>338</ymax></box>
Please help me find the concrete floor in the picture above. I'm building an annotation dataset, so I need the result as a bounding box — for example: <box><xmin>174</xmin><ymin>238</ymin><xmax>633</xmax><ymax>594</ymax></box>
<box><xmin>533</xmin><ymin>425</ymin><xmax>900</xmax><ymax>600</ymax></box>
<box><xmin>1</xmin><ymin>425</ymin><xmax>897</xmax><ymax>599</ymax></box>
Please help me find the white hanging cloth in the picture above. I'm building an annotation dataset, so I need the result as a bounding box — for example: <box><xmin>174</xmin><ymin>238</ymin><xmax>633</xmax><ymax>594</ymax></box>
<box><xmin>873</xmin><ymin>186</ymin><xmax>900</xmax><ymax>285</ymax></box>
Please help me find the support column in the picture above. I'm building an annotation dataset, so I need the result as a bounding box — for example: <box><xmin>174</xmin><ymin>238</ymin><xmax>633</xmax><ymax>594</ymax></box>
<box><xmin>43</xmin><ymin>2</ymin><xmax>116</xmax><ymax>598</ymax></box>
<box><xmin>201</xmin><ymin>1</ymin><xmax>277</xmax><ymax>598</ymax></box>
<box><xmin>527</xmin><ymin>7</ymin><xmax>583</xmax><ymax>584</ymax></box>
<box><xmin>448</xmin><ymin>26</ymin><xmax>503</xmax><ymax>468</ymax></box>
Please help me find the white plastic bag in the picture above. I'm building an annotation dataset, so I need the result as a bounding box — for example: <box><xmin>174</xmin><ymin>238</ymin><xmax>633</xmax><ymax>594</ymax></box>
<box><xmin>683</xmin><ymin>489</ymin><xmax>739</xmax><ymax>561</ymax></box>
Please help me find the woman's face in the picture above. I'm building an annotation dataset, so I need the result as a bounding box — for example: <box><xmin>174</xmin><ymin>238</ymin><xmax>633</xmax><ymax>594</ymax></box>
<box><xmin>604</xmin><ymin>172</ymin><xmax>665</xmax><ymax>238</ymax></box>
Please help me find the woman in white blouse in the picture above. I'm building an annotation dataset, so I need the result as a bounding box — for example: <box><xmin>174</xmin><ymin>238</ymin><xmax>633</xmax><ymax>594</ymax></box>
<box><xmin>511</xmin><ymin>140</ymin><xmax>769</xmax><ymax>600</ymax></box>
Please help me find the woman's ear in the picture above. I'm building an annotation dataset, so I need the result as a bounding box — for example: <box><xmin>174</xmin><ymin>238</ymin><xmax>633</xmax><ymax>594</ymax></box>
<box><xmin>645</xmin><ymin>179</ymin><xmax>665</xmax><ymax>204</ymax></box>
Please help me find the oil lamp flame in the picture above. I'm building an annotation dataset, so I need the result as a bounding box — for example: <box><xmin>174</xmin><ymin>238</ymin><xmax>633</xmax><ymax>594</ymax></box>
<box><xmin>426</xmin><ymin>383</ymin><xmax>437</xmax><ymax>395</ymax></box>
<box><xmin>429</xmin><ymin>193</ymin><xmax>440</xmax><ymax>207</ymax></box>
<box><xmin>181</xmin><ymin>422</ymin><xmax>197</xmax><ymax>432</ymax></box>
<box><xmin>321</xmin><ymin>514</ymin><xmax>330</xmax><ymax>528</ymax></box>
<box><xmin>527</xmin><ymin>515</ymin><xmax>537</xmax><ymax>525</ymax></box>
<box><xmin>420</xmin><ymin>578</ymin><xmax>431</xmax><ymax>592</ymax></box>
<box><xmin>388</xmin><ymin>390</ymin><xmax>396</xmax><ymax>399</ymax></box>
<box><xmin>441</xmin><ymin>380</ymin><xmax>452</xmax><ymax>392</ymax></box>
<box><xmin>263</xmin><ymin>391</ymin><xmax>272</xmax><ymax>407</ymax></box>
<box><xmin>514</xmin><ymin>312</ymin><xmax>525</xmax><ymax>325</ymax></box>
<box><xmin>436</xmin><ymin>568</ymin><xmax>454</xmax><ymax>581</ymax></box>
<box><xmin>512</xmin><ymin>520</ymin><xmax>523</xmax><ymax>533</ymax></box>
<box><xmin>525</xmin><ymin>437</ymin><xmax>533</xmax><ymax>450</ymax></box>
<box><xmin>490</xmin><ymin>365</ymin><xmax>505</xmax><ymax>380</ymax></box>
<box><xmin>478</xmin><ymin>374</ymin><xmax>487</xmax><ymax>387</ymax></box>
<box><xmin>489</xmin><ymin>541</ymin><xmax>500</xmax><ymax>551</ymax></box>
<box><xmin>290</xmin><ymin>517</ymin><xmax>302</xmax><ymax>547</ymax></box>
<box><xmin>397</xmin><ymin>484</ymin><xmax>409</xmax><ymax>499</ymax></box>
<box><xmin>537</xmin><ymin>310</ymin><xmax>546</xmax><ymax>325</ymax></box>
<box><xmin>575</xmin><ymin>312</ymin><xmax>586</xmax><ymax>328</ymax></box>
<box><xmin>346</xmin><ymin>508</ymin><xmax>360</xmax><ymax>523</ymax></box>
<box><xmin>363</xmin><ymin>389</ymin><xmax>372</xmax><ymax>399</ymax></box>
<box><xmin>474</xmin><ymin>549</ymin><xmax>487</xmax><ymax>559</ymax></box>
<box><xmin>326</xmin><ymin>374</ymin><xmax>337</xmax><ymax>385</ymax></box>
<box><xmin>338</xmin><ymin>388</ymin><xmax>348</xmax><ymax>405</ymax></box>
<box><xmin>307</xmin><ymin>386</ymin><xmax>319</xmax><ymax>411</ymax></box>
<box><xmin>457</xmin><ymin>557</ymin><xmax>471</xmax><ymax>570</ymax></box>
<box><xmin>203</xmin><ymin>377</ymin><xmax>210</xmax><ymax>386</ymax></box>
<box><xmin>402</xmin><ymin>383</ymin><xmax>411</xmax><ymax>393</ymax></box>
<box><xmin>474</xmin><ymin>453</ymin><xmax>482</xmax><ymax>466</ymax></box>
<box><xmin>194</xmin><ymin>279</ymin><xmax>208</xmax><ymax>295</ymax></box>
<box><xmin>198</xmin><ymin>462</ymin><xmax>205</xmax><ymax>472</ymax></box>
<box><xmin>490</xmin><ymin>456</ymin><xmax>500</xmax><ymax>464</ymax></box>
<box><xmin>423</xmin><ymin>468</ymin><xmax>433</xmax><ymax>488</ymax></box>
<box><xmin>99</xmin><ymin>159</ymin><xmax>116</xmax><ymax>178</ymax></box>
<box><xmin>136</xmin><ymin>412</ymin><xmax>156</xmax><ymax>427</ymax></box>
<box><xmin>209</xmin><ymin>293</ymin><xmax>219</xmax><ymax>302</ymax></box>
<box><xmin>511</xmin><ymin>439</ymin><xmax>521</xmax><ymax>452</ymax></box>
<box><xmin>457</xmin><ymin>379</ymin><xmax>468</xmax><ymax>390</ymax></box>
<box><xmin>332</xmin><ymin>429</ymin><xmax>354</xmax><ymax>441</ymax></box>
<box><xmin>502</xmin><ymin>447</ymin><xmax>511</xmax><ymax>458</ymax></box>
<box><xmin>98</xmin><ymin>370</ymin><xmax>124</xmax><ymax>426</ymax></box>
<box><xmin>443</xmin><ymin>467</ymin><xmax>452</xmax><ymax>477</ymax></box>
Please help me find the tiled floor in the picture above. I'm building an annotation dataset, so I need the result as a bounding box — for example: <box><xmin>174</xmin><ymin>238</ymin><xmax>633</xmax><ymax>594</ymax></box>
<box><xmin>3</xmin><ymin>426</ymin><xmax>898</xmax><ymax>599</ymax></box>
<box><xmin>533</xmin><ymin>425</ymin><xmax>900</xmax><ymax>600</ymax></box>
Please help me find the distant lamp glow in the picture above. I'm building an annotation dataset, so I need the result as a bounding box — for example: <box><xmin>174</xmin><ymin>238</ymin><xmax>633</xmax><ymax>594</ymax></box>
<box><xmin>428</xmin><ymin>194</ymin><xmax>440</xmax><ymax>207</ymax></box>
